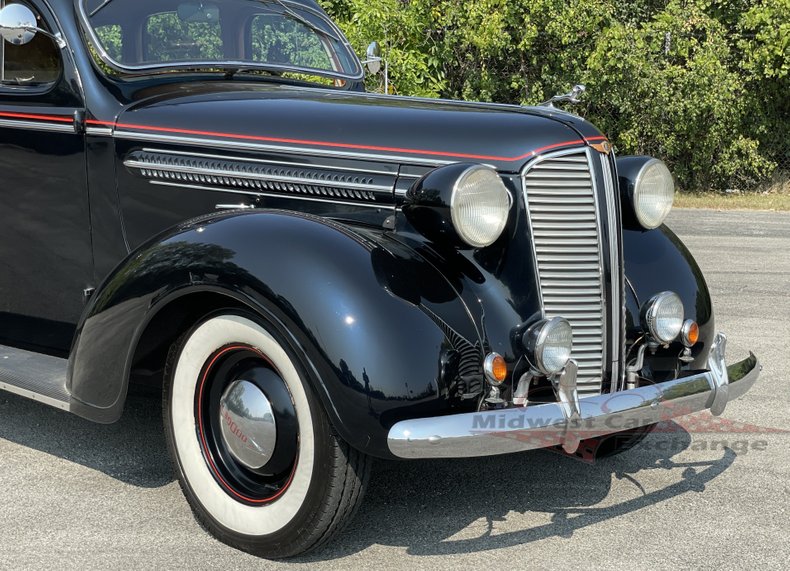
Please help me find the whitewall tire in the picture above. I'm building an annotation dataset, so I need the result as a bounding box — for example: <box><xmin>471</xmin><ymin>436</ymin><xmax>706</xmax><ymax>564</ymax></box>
<box><xmin>163</xmin><ymin>312</ymin><xmax>369</xmax><ymax>558</ymax></box>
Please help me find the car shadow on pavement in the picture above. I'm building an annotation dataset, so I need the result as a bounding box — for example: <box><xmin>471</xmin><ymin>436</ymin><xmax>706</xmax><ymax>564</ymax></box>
<box><xmin>303</xmin><ymin>430</ymin><xmax>736</xmax><ymax>560</ymax></box>
<box><xmin>0</xmin><ymin>387</ymin><xmax>736</xmax><ymax>559</ymax></box>
<box><xmin>0</xmin><ymin>388</ymin><xmax>173</xmax><ymax>488</ymax></box>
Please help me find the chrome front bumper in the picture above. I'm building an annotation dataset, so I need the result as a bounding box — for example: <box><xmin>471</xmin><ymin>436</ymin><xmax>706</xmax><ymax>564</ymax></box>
<box><xmin>388</xmin><ymin>333</ymin><xmax>761</xmax><ymax>459</ymax></box>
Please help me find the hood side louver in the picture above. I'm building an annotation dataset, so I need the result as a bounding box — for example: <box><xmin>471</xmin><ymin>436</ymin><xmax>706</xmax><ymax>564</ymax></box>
<box><xmin>124</xmin><ymin>149</ymin><xmax>397</xmax><ymax>207</ymax></box>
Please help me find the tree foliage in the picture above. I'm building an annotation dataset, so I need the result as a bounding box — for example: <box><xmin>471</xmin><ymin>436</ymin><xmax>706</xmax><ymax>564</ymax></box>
<box><xmin>321</xmin><ymin>0</ymin><xmax>788</xmax><ymax>191</ymax></box>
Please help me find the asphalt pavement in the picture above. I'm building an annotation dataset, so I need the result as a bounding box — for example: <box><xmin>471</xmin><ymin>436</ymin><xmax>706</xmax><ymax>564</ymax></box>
<box><xmin>1</xmin><ymin>208</ymin><xmax>788</xmax><ymax>570</ymax></box>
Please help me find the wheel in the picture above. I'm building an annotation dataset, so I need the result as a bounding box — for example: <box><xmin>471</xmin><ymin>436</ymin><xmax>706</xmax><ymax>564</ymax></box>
<box><xmin>163</xmin><ymin>312</ymin><xmax>370</xmax><ymax>558</ymax></box>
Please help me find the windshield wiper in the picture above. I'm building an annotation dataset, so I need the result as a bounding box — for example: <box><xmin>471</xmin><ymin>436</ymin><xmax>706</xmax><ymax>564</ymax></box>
<box><xmin>260</xmin><ymin>0</ymin><xmax>340</xmax><ymax>42</ymax></box>
<box><xmin>89</xmin><ymin>0</ymin><xmax>115</xmax><ymax>18</ymax></box>
<box><xmin>223</xmin><ymin>66</ymin><xmax>280</xmax><ymax>79</ymax></box>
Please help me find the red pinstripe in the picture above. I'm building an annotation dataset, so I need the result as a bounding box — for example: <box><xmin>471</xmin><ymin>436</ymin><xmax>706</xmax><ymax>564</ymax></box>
<box><xmin>0</xmin><ymin>111</ymin><xmax>608</xmax><ymax>161</ymax></box>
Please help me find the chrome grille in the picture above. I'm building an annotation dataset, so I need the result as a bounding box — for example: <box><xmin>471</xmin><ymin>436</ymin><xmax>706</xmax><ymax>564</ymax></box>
<box><xmin>523</xmin><ymin>149</ymin><xmax>605</xmax><ymax>395</ymax></box>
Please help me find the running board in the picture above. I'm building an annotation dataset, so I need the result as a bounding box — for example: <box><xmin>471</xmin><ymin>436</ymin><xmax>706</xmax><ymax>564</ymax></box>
<box><xmin>0</xmin><ymin>344</ymin><xmax>70</xmax><ymax>412</ymax></box>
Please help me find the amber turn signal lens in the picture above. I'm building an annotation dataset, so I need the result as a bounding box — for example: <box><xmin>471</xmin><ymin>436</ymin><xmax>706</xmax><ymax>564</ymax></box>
<box><xmin>681</xmin><ymin>319</ymin><xmax>699</xmax><ymax>347</ymax></box>
<box><xmin>484</xmin><ymin>353</ymin><xmax>507</xmax><ymax>385</ymax></box>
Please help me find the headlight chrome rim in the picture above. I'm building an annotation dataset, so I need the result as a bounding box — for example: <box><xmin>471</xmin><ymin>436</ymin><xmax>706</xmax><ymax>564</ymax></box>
<box><xmin>450</xmin><ymin>165</ymin><xmax>512</xmax><ymax>248</ymax></box>
<box><xmin>633</xmin><ymin>159</ymin><xmax>674</xmax><ymax>230</ymax></box>
<box><xmin>523</xmin><ymin>316</ymin><xmax>574</xmax><ymax>376</ymax></box>
<box><xmin>643</xmin><ymin>291</ymin><xmax>685</xmax><ymax>344</ymax></box>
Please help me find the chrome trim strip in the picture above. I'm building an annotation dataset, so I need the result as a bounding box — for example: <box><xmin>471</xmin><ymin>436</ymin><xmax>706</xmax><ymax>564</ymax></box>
<box><xmin>215</xmin><ymin>203</ymin><xmax>255</xmax><ymax>210</ymax></box>
<box><xmin>124</xmin><ymin>158</ymin><xmax>393</xmax><ymax>193</ymax></box>
<box><xmin>86</xmin><ymin>126</ymin><xmax>113</xmax><ymax>136</ymax></box>
<box><xmin>600</xmin><ymin>153</ymin><xmax>623</xmax><ymax>391</ymax></box>
<box><xmin>150</xmin><ymin>180</ymin><xmax>391</xmax><ymax>210</ymax></box>
<box><xmin>141</xmin><ymin>147</ymin><xmax>398</xmax><ymax>176</ymax></box>
<box><xmin>0</xmin><ymin>381</ymin><xmax>70</xmax><ymax>412</ymax></box>
<box><xmin>589</xmin><ymin>148</ymin><xmax>608</xmax><ymax>394</ymax></box>
<box><xmin>0</xmin><ymin>118</ymin><xmax>73</xmax><ymax>133</ymax></box>
<box><xmin>115</xmin><ymin>130</ymin><xmax>457</xmax><ymax>167</ymax></box>
<box><xmin>388</xmin><ymin>334</ymin><xmax>760</xmax><ymax>459</ymax></box>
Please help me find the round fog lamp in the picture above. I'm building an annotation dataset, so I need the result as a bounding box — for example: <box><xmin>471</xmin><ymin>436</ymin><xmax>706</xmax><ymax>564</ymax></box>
<box><xmin>523</xmin><ymin>317</ymin><xmax>573</xmax><ymax>375</ymax></box>
<box><xmin>643</xmin><ymin>291</ymin><xmax>684</xmax><ymax>344</ymax></box>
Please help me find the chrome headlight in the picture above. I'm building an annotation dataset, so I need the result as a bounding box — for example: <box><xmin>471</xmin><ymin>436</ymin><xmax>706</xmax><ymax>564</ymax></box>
<box><xmin>450</xmin><ymin>165</ymin><xmax>511</xmax><ymax>248</ymax></box>
<box><xmin>403</xmin><ymin>163</ymin><xmax>511</xmax><ymax>248</ymax></box>
<box><xmin>523</xmin><ymin>317</ymin><xmax>573</xmax><ymax>375</ymax></box>
<box><xmin>633</xmin><ymin>159</ymin><xmax>674</xmax><ymax>229</ymax></box>
<box><xmin>642</xmin><ymin>291</ymin><xmax>684</xmax><ymax>344</ymax></box>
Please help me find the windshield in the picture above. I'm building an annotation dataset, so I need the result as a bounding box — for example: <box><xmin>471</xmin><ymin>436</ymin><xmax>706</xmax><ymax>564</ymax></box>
<box><xmin>79</xmin><ymin>0</ymin><xmax>363</xmax><ymax>82</ymax></box>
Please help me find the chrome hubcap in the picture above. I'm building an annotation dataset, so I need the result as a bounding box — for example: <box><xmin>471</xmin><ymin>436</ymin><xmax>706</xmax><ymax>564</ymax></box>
<box><xmin>218</xmin><ymin>380</ymin><xmax>277</xmax><ymax>470</ymax></box>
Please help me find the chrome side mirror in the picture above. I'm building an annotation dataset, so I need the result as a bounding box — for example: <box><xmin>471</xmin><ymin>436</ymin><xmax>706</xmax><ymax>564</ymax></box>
<box><xmin>363</xmin><ymin>41</ymin><xmax>382</xmax><ymax>75</ymax></box>
<box><xmin>0</xmin><ymin>4</ymin><xmax>66</xmax><ymax>48</ymax></box>
<box><xmin>0</xmin><ymin>4</ymin><xmax>37</xmax><ymax>45</ymax></box>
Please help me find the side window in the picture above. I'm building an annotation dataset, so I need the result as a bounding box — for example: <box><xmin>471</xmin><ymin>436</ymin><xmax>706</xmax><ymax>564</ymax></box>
<box><xmin>95</xmin><ymin>24</ymin><xmax>122</xmax><ymax>62</ymax></box>
<box><xmin>0</xmin><ymin>1</ymin><xmax>62</xmax><ymax>89</ymax></box>
<box><xmin>250</xmin><ymin>14</ymin><xmax>332</xmax><ymax>70</ymax></box>
<box><xmin>145</xmin><ymin>12</ymin><xmax>222</xmax><ymax>62</ymax></box>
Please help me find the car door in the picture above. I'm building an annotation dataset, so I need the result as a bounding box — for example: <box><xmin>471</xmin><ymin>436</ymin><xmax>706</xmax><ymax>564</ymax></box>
<box><xmin>0</xmin><ymin>0</ymin><xmax>90</xmax><ymax>354</ymax></box>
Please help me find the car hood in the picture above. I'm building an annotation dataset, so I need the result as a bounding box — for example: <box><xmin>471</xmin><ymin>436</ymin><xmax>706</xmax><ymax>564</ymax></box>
<box><xmin>113</xmin><ymin>82</ymin><xmax>605</xmax><ymax>172</ymax></box>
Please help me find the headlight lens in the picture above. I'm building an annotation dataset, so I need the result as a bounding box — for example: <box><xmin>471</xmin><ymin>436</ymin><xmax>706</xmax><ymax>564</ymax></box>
<box><xmin>523</xmin><ymin>317</ymin><xmax>573</xmax><ymax>375</ymax></box>
<box><xmin>643</xmin><ymin>291</ymin><xmax>684</xmax><ymax>344</ymax></box>
<box><xmin>634</xmin><ymin>160</ymin><xmax>674</xmax><ymax>229</ymax></box>
<box><xmin>451</xmin><ymin>165</ymin><xmax>511</xmax><ymax>248</ymax></box>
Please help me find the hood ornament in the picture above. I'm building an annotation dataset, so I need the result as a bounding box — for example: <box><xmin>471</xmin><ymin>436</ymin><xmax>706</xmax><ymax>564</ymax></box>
<box><xmin>540</xmin><ymin>84</ymin><xmax>585</xmax><ymax>108</ymax></box>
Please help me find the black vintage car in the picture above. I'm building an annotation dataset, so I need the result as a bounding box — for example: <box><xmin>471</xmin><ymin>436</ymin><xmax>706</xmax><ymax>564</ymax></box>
<box><xmin>0</xmin><ymin>0</ymin><xmax>760</xmax><ymax>559</ymax></box>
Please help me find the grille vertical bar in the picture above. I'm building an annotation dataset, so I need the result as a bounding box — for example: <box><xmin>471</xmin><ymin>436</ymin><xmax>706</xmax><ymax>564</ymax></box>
<box><xmin>523</xmin><ymin>149</ymin><xmax>606</xmax><ymax>395</ymax></box>
<box><xmin>600</xmin><ymin>153</ymin><xmax>622</xmax><ymax>391</ymax></box>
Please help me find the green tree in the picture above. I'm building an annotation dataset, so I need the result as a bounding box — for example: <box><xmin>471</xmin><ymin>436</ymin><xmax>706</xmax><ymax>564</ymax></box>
<box><xmin>584</xmin><ymin>1</ymin><xmax>775</xmax><ymax>190</ymax></box>
<box><xmin>320</xmin><ymin>0</ymin><xmax>788</xmax><ymax>191</ymax></box>
<box><xmin>737</xmin><ymin>0</ymin><xmax>789</xmax><ymax>172</ymax></box>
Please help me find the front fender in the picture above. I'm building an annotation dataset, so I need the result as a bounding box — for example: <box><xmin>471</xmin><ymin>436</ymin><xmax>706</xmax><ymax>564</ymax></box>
<box><xmin>67</xmin><ymin>211</ymin><xmax>481</xmax><ymax>458</ymax></box>
<box><xmin>623</xmin><ymin>223</ymin><xmax>714</xmax><ymax>373</ymax></box>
